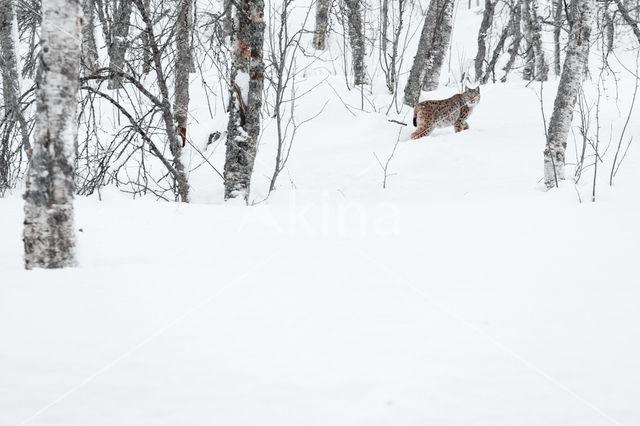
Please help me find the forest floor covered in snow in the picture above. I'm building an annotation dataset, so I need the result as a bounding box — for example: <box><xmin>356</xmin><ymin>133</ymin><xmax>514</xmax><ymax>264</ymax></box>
<box><xmin>3</xmin><ymin>3</ymin><xmax>640</xmax><ymax>425</ymax></box>
<box><xmin>2</xmin><ymin>77</ymin><xmax>640</xmax><ymax>425</ymax></box>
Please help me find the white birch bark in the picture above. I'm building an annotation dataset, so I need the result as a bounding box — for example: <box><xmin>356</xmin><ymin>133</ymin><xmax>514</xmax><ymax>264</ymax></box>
<box><xmin>107</xmin><ymin>0</ymin><xmax>132</xmax><ymax>89</ymax></box>
<box><xmin>521</xmin><ymin>0</ymin><xmax>548</xmax><ymax>81</ymax></box>
<box><xmin>174</xmin><ymin>0</ymin><xmax>193</xmax><ymax>148</ymax></box>
<box><xmin>403</xmin><ymin>0</ymin><xmax>453</xmax><ymax>105</ymax></box>
<box><xmin>345</xmin><ymin>0</ymin><xmax>367</xmax><ymax>85</ymax></box>
<box><xmin>421</xmin><ymin>0</ymin><xmax>454</xmax><ymax>91</ymax></box>
<box><xmin>501</xmin><ymin>0</ymin><xmax>523</xmax><ymax>82</ymax></box>
<box><xmin>474</xmin><ymin>0</ymin><xmax>496</xmax><ymax>81</ymax></box>
<box><xmin>81</xmin><ymin>0</ymin><xmax>99</xmax><ymax>74</ymax></box>
<box><xmin>313</xmin><ymin>0</ymin><xmax>331</xmax><ymax>50</ymax></box>
<box><xmin>553</xmin><ymin>0</ymin><xmax>563</xmax><ymax>76</ymax></box>
<box><xmin>23</xmin><ymin>0</ymin><xmax>81</xmax><ymax>269</ymax></box>
<box><xmin>615</xmin><ymin>0</ymin><xmax>640</xmax><ymax>45</ymax></box>
<box><xmin>0</xmin><ymin>0</ymin><xmax>31</xmax><ymax>168</ymax></box>
<box><xmin>223</xmin><ymin>0</ymin><xmax>265</xmax><ymax>202</ymax></box>
<box><xmin>544</xmin><ymin>0</ymin><xmax>595</xmax><ymax>188</ymax></box>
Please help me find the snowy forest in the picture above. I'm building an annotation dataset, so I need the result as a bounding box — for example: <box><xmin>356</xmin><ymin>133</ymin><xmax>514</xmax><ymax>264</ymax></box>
<box><xmin>1</xmin><ymin>0</ymin><xmax>640</xmax><ymax>424</ymax></box>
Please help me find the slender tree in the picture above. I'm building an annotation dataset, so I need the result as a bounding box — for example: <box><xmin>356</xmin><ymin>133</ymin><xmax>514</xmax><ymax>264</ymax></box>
<box><xmin>223</xmin><ymin>0</ymin><xmax>266</xmax><ymax>202</ymax></box>
<box><xmin>422</xmin><ymin>0</ymin><xmax>454</xmax><ymax>90</ymax></box>
<box><xmin>501</xmin><ymin>0</ymin><xmax>523</xmax><ymax>82</ymax></box>
<box><xmin>544</xmin><ymin>0</ymin><xmax>595</xmax><ymax>188</ymax></box>
<box><xmin>345</xmin><ymin>0</ymin><xmax>367</xmax><ymax>85</ymax></box>
<box><xmin>313</xmin><ymin>0</ymin><xmax>332</xmax><ymax>50</ymax></box>
<box><xmin>0</xmin><ymin>0</ymin><xmax>31</xmax><ymax>170</ymax></box>
<box><xmin>615</xmin><ymin>0</ymin><xmax>640</xmax><ymax>44</ymax></box>
<box><xmin>404</xmin><ymin>0</ymin><xmax>454</xmax><ymax>105</ymax></box>
<box><xmin>81</xmin><ymin>0</ymin><xmax>99</xmax><ymax>74</ymax></box>
<box><xmin>174</xmin><ymin>0</ymin><xmax>194</xmax><ymax>148</ymax></box>
<box><xmin>521</xmin><ymin>0</ymin><xmax>548</xmax><ymax>80</ymax></box>
<box><xmin>24</xmin><ymin>0</ymin><xmax>82</xmax><ymax>269</ymax></box>
<box><xmin>474</xmin><ymin>0</ymin><xmax>496</xmax><ymax>81</ymax></box>
<box><xmin>107</xmin><ymin>0</ymin><xmax>133</xmax><ymax>89</ymax></box>
<box><xmin>552</xmin><ymin>0</ymin><xmax>563</xmax><ymax>76</ymax></box>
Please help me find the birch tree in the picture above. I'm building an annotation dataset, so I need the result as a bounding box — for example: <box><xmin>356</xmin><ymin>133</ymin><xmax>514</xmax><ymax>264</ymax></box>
<box><xmin>345</xmin><ymin>0</ymin><xmax>366</xmax><ymax>85</ymax></box>
<box><xmin>521</xmin><ymin>0</ymin><xmax>548</xmax><ymax>81</ymax></box>
<box><xmin>422</xmin><ymin>0</ymin><xmax>454</xmax><ymax>91</ymax></box>
<box><xmin>313</xmin><ymin>0</ymin><xmax>331</xmax><ymax>50</ymax></box>
<box><xmin>223</xmin><ymin>0</ymin><xmax>266</xmax><ymax>202</ymax></box>
<box><xmin>107</xmin><ymin>0</ymin><xmax>133</xmax><ymax>89</ymax></box>
<box><xmin>81</xmin><ymin>0</ymin><xmax>99</xmax><ymax>74</ymax></box>
<box><xmin>474</xmin><ymin>0</ymin><xmax>496</xmax><ymax>81</ymax></box>
<box><xmin>24</xmin><ymin>0</ymin><xmax>81</xmax><ymax>269</ymax></box>
<box><xmin>552</xmin><ymin>0</ymin><xmax>563</xmax><ymax>76</ymax></box>
<box><xmin>0</xmin><ymin>0</ymin><xmax>31</xmax><ymax>191</ymax></box>
<box><xmin>501</xmin><ymin>0</ymin><xmax>523</xmax><ymax>81</ymax></box>
<box><xmin>544</xmin><ymin>0</ymin><xmax>595</xmax><ymax>188</ymax></box>
<box><xmin>174</xmin><ymin>0</ymin><xmax>194</xmax><ymax>148</ymax></box>
<box><xmin>380</xmin><ymin>0</ymin><xmax>407</xmax><ymax>94</ymax></box>
<box><xmin>404</xmin><ymin>0</ymin><xmax>454</xmax><ymax>105</ymax></box>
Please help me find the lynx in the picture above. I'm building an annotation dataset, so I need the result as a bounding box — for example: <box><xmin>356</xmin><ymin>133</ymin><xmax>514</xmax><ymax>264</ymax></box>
<box><xmin>410</xmin><ymin>86</ymin><xmax>480</xmax><ymax>140</ymax></box>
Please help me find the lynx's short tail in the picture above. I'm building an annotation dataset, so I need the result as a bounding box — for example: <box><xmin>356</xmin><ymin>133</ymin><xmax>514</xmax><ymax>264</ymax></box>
<box><xmin>413</xmin><ymin>108</ymin><xmax>417</xmax><ymax>127</ymax></box>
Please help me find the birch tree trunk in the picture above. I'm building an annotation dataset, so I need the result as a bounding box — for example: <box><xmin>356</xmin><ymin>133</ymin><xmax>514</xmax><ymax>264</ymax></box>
<box><xmin>24</xmin><ymin>0</ymin><xmax>81</xmax><ymax>269</ymax></box>
<box><xmin>345</xmin><ymin>0</ymin><xmax>366</xmax><ymax>85</ymax></box>
<box><xmin>223</xmin><ymin>0</ymin><xmax>265</xmax><ymax>202</ymax></box>
<box><xmin>313</xmin><ymin>0</ymin><xmax>331</xmax><ymax>50</ymax></box>
<box><xmin>81</xmin><ymin>0</ymin><xmax>99</xmax><ymax>74</ymax></box>
<box><xmin>553</xmin><ymin>0</ymin><xmax>563</xmax><ymax>76</ymax></box>
<box><xmin>521</xmin><ymin>0</ymin><xmax>548</xmax><ymax>81</ymax></box>
<box><xmin>133</xmin><ymin>0</ymin><xmax>190</xmax><ymax>202</ymax></box>
<box><xmin>0</xmin><ymin>0</ymin><xmax>32</xmax><ymax>169</ymax></box>
<box><xmin>108</xmin><ymin>0</ymin><xmax>132</xmax><ymax>89</ymax></box>
<box><xmin>403</xmin><ymin>0</ymin><xmax>453</xmax><ymax>105</ymax></box>
<box><xmin>141</xmin><ymin>0</ymin><xmax>151</xmax><ymax>74</ymax></box>
<box><xmin>474</xmin><ymin>0</ymin><xmax>496</xmax><ymax>81</ymax></box>
<box><xmin>174</xmin><ymin>0</ymin><xmax>193</xmax><ymax>148</ymax></box>
<box><xmin>615</xmin><ymin>0</ymin><xmax>640</xmax><ymax>44</ymax></box>
<box><xmin>421</xmin><ymin>0</ymin><xmax>454</xmax><ymax>91</ymax></box>
<box><xmin>544</xmin><ymin>0</ymin><xmax>595</xmax><ymax>188</ymax></box>
<box><xmin>223</xmin><ymin>0</ymin><xmax>233</xmax><ymax>37</ymax></box>
<box><xmin>501</xmin><ymin>0</ymin><xmax>523</xmax><ymax>82</ymax></box>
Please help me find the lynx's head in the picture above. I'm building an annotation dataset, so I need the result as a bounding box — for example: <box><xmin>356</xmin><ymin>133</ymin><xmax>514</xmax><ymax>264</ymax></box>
<box><xmin>462</xmin><ymin>86</ymin><xmax>480</xmax><ymax>107</ymax></box>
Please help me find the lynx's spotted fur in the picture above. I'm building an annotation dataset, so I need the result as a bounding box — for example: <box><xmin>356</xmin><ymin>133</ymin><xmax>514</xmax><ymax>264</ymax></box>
<box><xmin>410</xmin><ymin>86</ymin><xmax>480</xmax><ymax>140</ymax></box>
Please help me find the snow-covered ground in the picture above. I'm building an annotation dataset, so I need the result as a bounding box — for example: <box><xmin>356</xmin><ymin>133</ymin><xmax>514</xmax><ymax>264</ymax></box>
<box><xmin>2</xmin><ymin>3</ymin><xmax>640</xmax><ymax>426</ymax></box>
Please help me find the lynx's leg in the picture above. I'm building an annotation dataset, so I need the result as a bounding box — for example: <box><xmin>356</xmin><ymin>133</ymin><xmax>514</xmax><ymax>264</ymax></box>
<box><xmin>454</xmin><ymin>119</ymin><xmax>470</xmax><ymax>133</ymax></box>
<box><xmin>410</xmin><ymin>121</ymin><xmax>434</xmax><ymax>140</ymax></box>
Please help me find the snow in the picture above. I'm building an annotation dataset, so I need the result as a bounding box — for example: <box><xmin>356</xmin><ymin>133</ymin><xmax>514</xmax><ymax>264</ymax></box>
<box><xmin>235</xmin><ymin>70</ymin><xmax>250</xmax><ymax>105</ymax></box>
<box><xmin>2</xmin><ymin>2</ymin><xmax>640</xmax><ymax>426</ymax></box>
